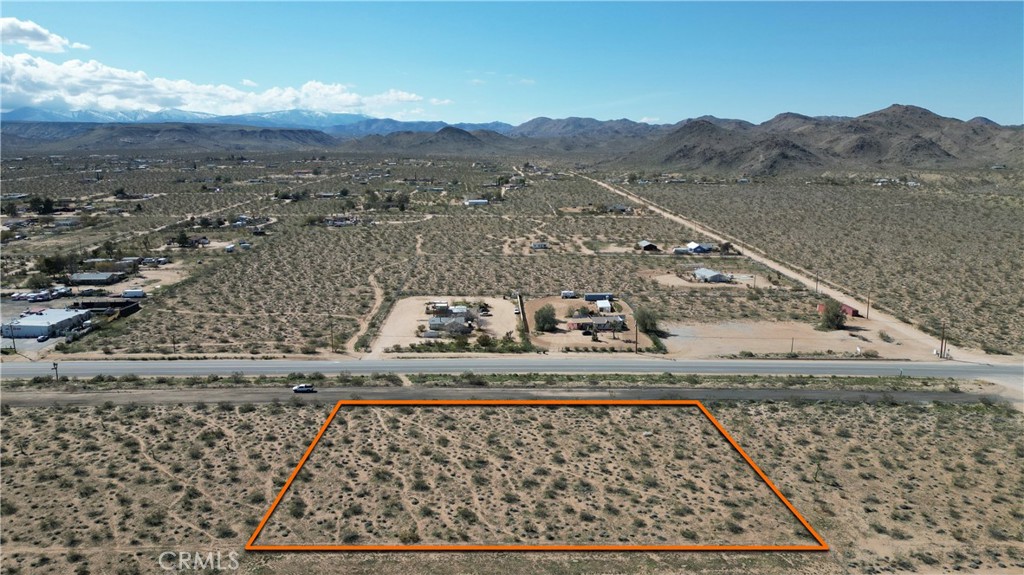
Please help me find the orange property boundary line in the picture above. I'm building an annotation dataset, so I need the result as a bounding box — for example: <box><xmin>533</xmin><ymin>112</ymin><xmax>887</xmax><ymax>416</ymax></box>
<box><xmin>246</xmin><ymin>399</ymin><xmax>829</xmax><ymax>552</ymax></box>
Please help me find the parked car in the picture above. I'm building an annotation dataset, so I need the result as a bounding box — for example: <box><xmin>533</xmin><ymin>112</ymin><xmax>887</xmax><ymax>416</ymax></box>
<box><xmin>292</xmin><ymin>384</ymin><xmax>316</xmax><ymax>393</ymax></box>
<box><xmin>36</xmin><ymin>335</ymin><xmax>49</xmax><ymax>342</ymax></box>
<box><xmin>513</xmin><ymin>307</ymin><xmax>521</xmax><ymax>315</ymax></box>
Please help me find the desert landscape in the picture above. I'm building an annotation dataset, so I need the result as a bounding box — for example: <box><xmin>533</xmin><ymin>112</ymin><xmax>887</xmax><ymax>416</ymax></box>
<box><xmin>1</xmin><ymin>394</ymin><xmax>1020</xmax><ymax>574</ymax></box>
<box><xmin>2</xmin><ymin>4</ymin><xmax>1022</xmax><ymax>574</ymax></box>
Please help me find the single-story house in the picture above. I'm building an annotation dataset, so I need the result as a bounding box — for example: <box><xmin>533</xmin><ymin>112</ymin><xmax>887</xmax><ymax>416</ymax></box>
<box><xmin>584</xmin><ymin>292</ymin><xmax>614</xmax><ymax>302</ymax></box>
<box><xmin>531</xmin><ymin>242</ymin><xmax>549</xmax><ymax>250</ymax></box>
<box><xmin>70</xmin><ymin>272</ymin><xmax>125</xmax><ymax>285</ymax></box>
<box><xmin>693</xmin><ymin>268</ymin><xmax>730</xmax><ymax>283</ymax></box>
<box><xmin>607</xmin><ymin>204</ymin><xmax>633</xmax><ymax>214</ymax></box>
<box><xmin>685</xmin><ymin>241</ymin><xmax>716</xmax><ymax>254</ymax></box>
<box><xmin>428</xmin><ymin>316</ymin><xmax>472</xmax><ymax>334</ymax></box>
<box><xmin>637</xmin><ymin>240</ymin><xmax>660</xmax><ymax>252</ymax></box>
<box><xmin>595</xmin><ymin>300</ymin><xmax>613</xmax><ymax>313</ymax></box>
<box><xmin>567</xmin><ymin>315</ymin><xmax>626</xmax><ymax>331</ymax></box>
<box><xmin>449</xmin><ymin>305</ymin><xmax>470</xmax><ymax>317</ymax></box>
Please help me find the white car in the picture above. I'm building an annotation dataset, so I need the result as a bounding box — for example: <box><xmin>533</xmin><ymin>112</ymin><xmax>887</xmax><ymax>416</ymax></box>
<box><xmin>292</xmin><ymin>384</ymin><xmax>317</xmax><ymax>393</ymax></box>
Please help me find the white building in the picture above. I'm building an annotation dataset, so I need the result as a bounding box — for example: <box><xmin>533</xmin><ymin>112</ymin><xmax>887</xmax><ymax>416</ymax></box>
<box><xmin>2</xmin><ymin>309</ymin><xmax>92</xmax><ymax>338</ymax></box>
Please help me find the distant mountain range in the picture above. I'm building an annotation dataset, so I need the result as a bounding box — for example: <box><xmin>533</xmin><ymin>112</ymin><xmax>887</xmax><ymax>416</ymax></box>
<box><xmin>2</xmin><ymin>105</ymin><xmax>1020</xmax><ymax>174</ymax></box>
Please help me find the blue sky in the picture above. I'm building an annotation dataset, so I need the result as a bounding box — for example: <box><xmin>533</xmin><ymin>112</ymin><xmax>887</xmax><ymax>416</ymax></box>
<box><xmin>2</xmin><ymin>2</ymin><xmax>1022</xmax><ymax>124</ymax></box>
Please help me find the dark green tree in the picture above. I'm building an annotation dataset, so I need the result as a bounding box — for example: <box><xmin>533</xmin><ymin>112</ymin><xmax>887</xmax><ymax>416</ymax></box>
<box><xmin>634</xmin><ymin>307</ymin><xmax>660</xmax><ymax>334</ymax></box>
<box><xmin>819</xmin><ymin>299</ymin><xmax>847</xmax><ymax>331</ymax></box>
<box><xmin>534</xmin><ymin>304</ymin><xmax>558</xmax><ymax>332</ymax></box>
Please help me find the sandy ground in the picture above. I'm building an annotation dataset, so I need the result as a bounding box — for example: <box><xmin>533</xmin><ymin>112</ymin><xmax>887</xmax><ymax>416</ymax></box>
<box><xmin>110</xmin><ymin>264</ymin><xmax>187</xmax><ymax>293</ymax></box>
<box><xmin>370</xmin><ymin>296</ymin><xmax>519</xmax><ymax>356</ymax></box>
<box><xmin>523</xmin><ymin>295</ymin><xmax>653</xmax><ymax>353</ymax></box>
<box><xmin>256</xmin><ymin>405</ymin><xmax>818</xmax><ymax>548</ymax></box>
<box><xmin>0</xmin><ymin>399</ymin><xmax>1020</xmax><ymax>574</ymax></box>
<box><xmin>661</xmin><ymin>318</ymin><xmax>955</xmax><ymax>361</ymax></box>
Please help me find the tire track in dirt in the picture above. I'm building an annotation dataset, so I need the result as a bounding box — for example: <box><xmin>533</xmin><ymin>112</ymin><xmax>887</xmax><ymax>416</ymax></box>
<box><xmin>347</xmin><ymin>272</ymin><xmax>384</xmax><ymax>354</ymax></box>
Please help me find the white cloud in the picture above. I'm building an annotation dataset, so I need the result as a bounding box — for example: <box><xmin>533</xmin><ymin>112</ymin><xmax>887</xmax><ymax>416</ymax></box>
<box><xmin>430</xmin><ymin>98</ymin><xmax>453</xmax><ymax>106</ymax></box>
<box><xmin>240</xmin><ymin>78</ymin><xmax>258</xmax><ymax>87</ymax></box>
<box><xmin>468</xmin><ymin>78</ymin><xmax>486</xmax><ymax>86</ymax></box>
<box><xmin>513</xmin><ymin>77</ymin><xmax>535</xmax><ymax>86</ymax></box>
<box><xmin>1</xmin><ymin>17</ymin><xmax>89</xmax><ymax>53</ymax></box>
<box><xmin>0</xmin><ymin>53</ymin><xmax>430</xmax><ymax>117</ymax></box>
<box><xmin>639</xmin><ymin>116</ymin><xmax>660</xmax><ymax>124</ymax></box>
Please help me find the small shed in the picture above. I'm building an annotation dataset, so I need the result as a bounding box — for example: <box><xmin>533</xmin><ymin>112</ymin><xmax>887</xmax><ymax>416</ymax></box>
<box><xmin>816</xmin><ymin>303</ymin><xmax>861</xmax><ymax>318</ymax></box>
<box><xmin>464</xmin><ymin>199</ymin><xmax>489</xmax><ymax>206</ymax></box>
<box><xmin>637</xmin><ymin>240</ymin><xmax>660</xmax><ymax>252</ymax></box>
<box><xmin>596</xmin><ymin>300</ymin><xmax>613</xmax><ymax>313</ymax></box>
<box><xmin>531</xmin><ymin>242</ymin><xmax>549</xmax><ymax>250</ymax></box>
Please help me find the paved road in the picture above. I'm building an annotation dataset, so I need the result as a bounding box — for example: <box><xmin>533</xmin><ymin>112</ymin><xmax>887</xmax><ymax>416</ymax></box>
<box><xmin>1</xmin><ymin>358</ymin><xmax>1019</xmax><ymax>381</ymax></box>
<box><xmin>0</xmin><ymin>385</ymin><xmax>999</xmax><ymax>408</ymax></box>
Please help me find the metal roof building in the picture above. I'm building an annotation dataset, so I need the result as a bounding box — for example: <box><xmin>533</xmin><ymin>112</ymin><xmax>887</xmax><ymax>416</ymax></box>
<box><xmin>693</xmin><ymin>268</ymin><xmax>730</xmax><ymax>283</ymax></box>
<box><xmin>2</xmin><ymin>308</ymin><xmax>92</xmax><ymax>338</ymax></box>
<box><xmin>70</xmin><ymin>272</ymin><xmax>125</xmax><ymax>285</ymax></box>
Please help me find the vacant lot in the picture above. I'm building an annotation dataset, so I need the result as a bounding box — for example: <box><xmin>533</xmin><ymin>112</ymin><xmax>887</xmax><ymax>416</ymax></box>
<box><xmin>1</xmin><ymin>398</ymin><xmax>1019</xmax><ymax>574</ymax></box>
<box><xmin>255</xmin><ymin>403</ymin><xmax>818</xmax><ymax>548</ymax></box>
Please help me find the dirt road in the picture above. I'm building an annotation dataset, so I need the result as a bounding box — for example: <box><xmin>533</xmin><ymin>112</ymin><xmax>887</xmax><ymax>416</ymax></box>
<box><xmin>573</xmin><ymin>173</ymin><xmax>1018</xmax><ymax>366</ymax></box>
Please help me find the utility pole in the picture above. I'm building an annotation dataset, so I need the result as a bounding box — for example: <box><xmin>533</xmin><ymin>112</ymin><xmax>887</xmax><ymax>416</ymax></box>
<box><xmin>790</xmin><ymin>338</ymin><xmax>795</xmax><ymax>354</ymax></box>
<box><xmin>815</xmin><ymin>272</ymin><xmax>819</xmax><ymax>294</ymax></box>
<box><xmin>939</xmin><ymin>322</ymin><xmax>946</xmax><ymax>359</ymax></box>
<box><xmin>52</xmin><ymin>362</ymin><xmax>59</xmax><ymax>382</ymax></box>
<box><xmin>634</xmin><ymin>319</ymin><xmax>639</xmax><ymax>354</ymax></box>
<box><xmin>330</xmin><ymin>316</ymin><xmax>336</xmax><ymax>353</ymax></box>
<box><xmin>866</xmin><ymin>289</ymin><xmax>871</xmax><ymax>320</ymax></box>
